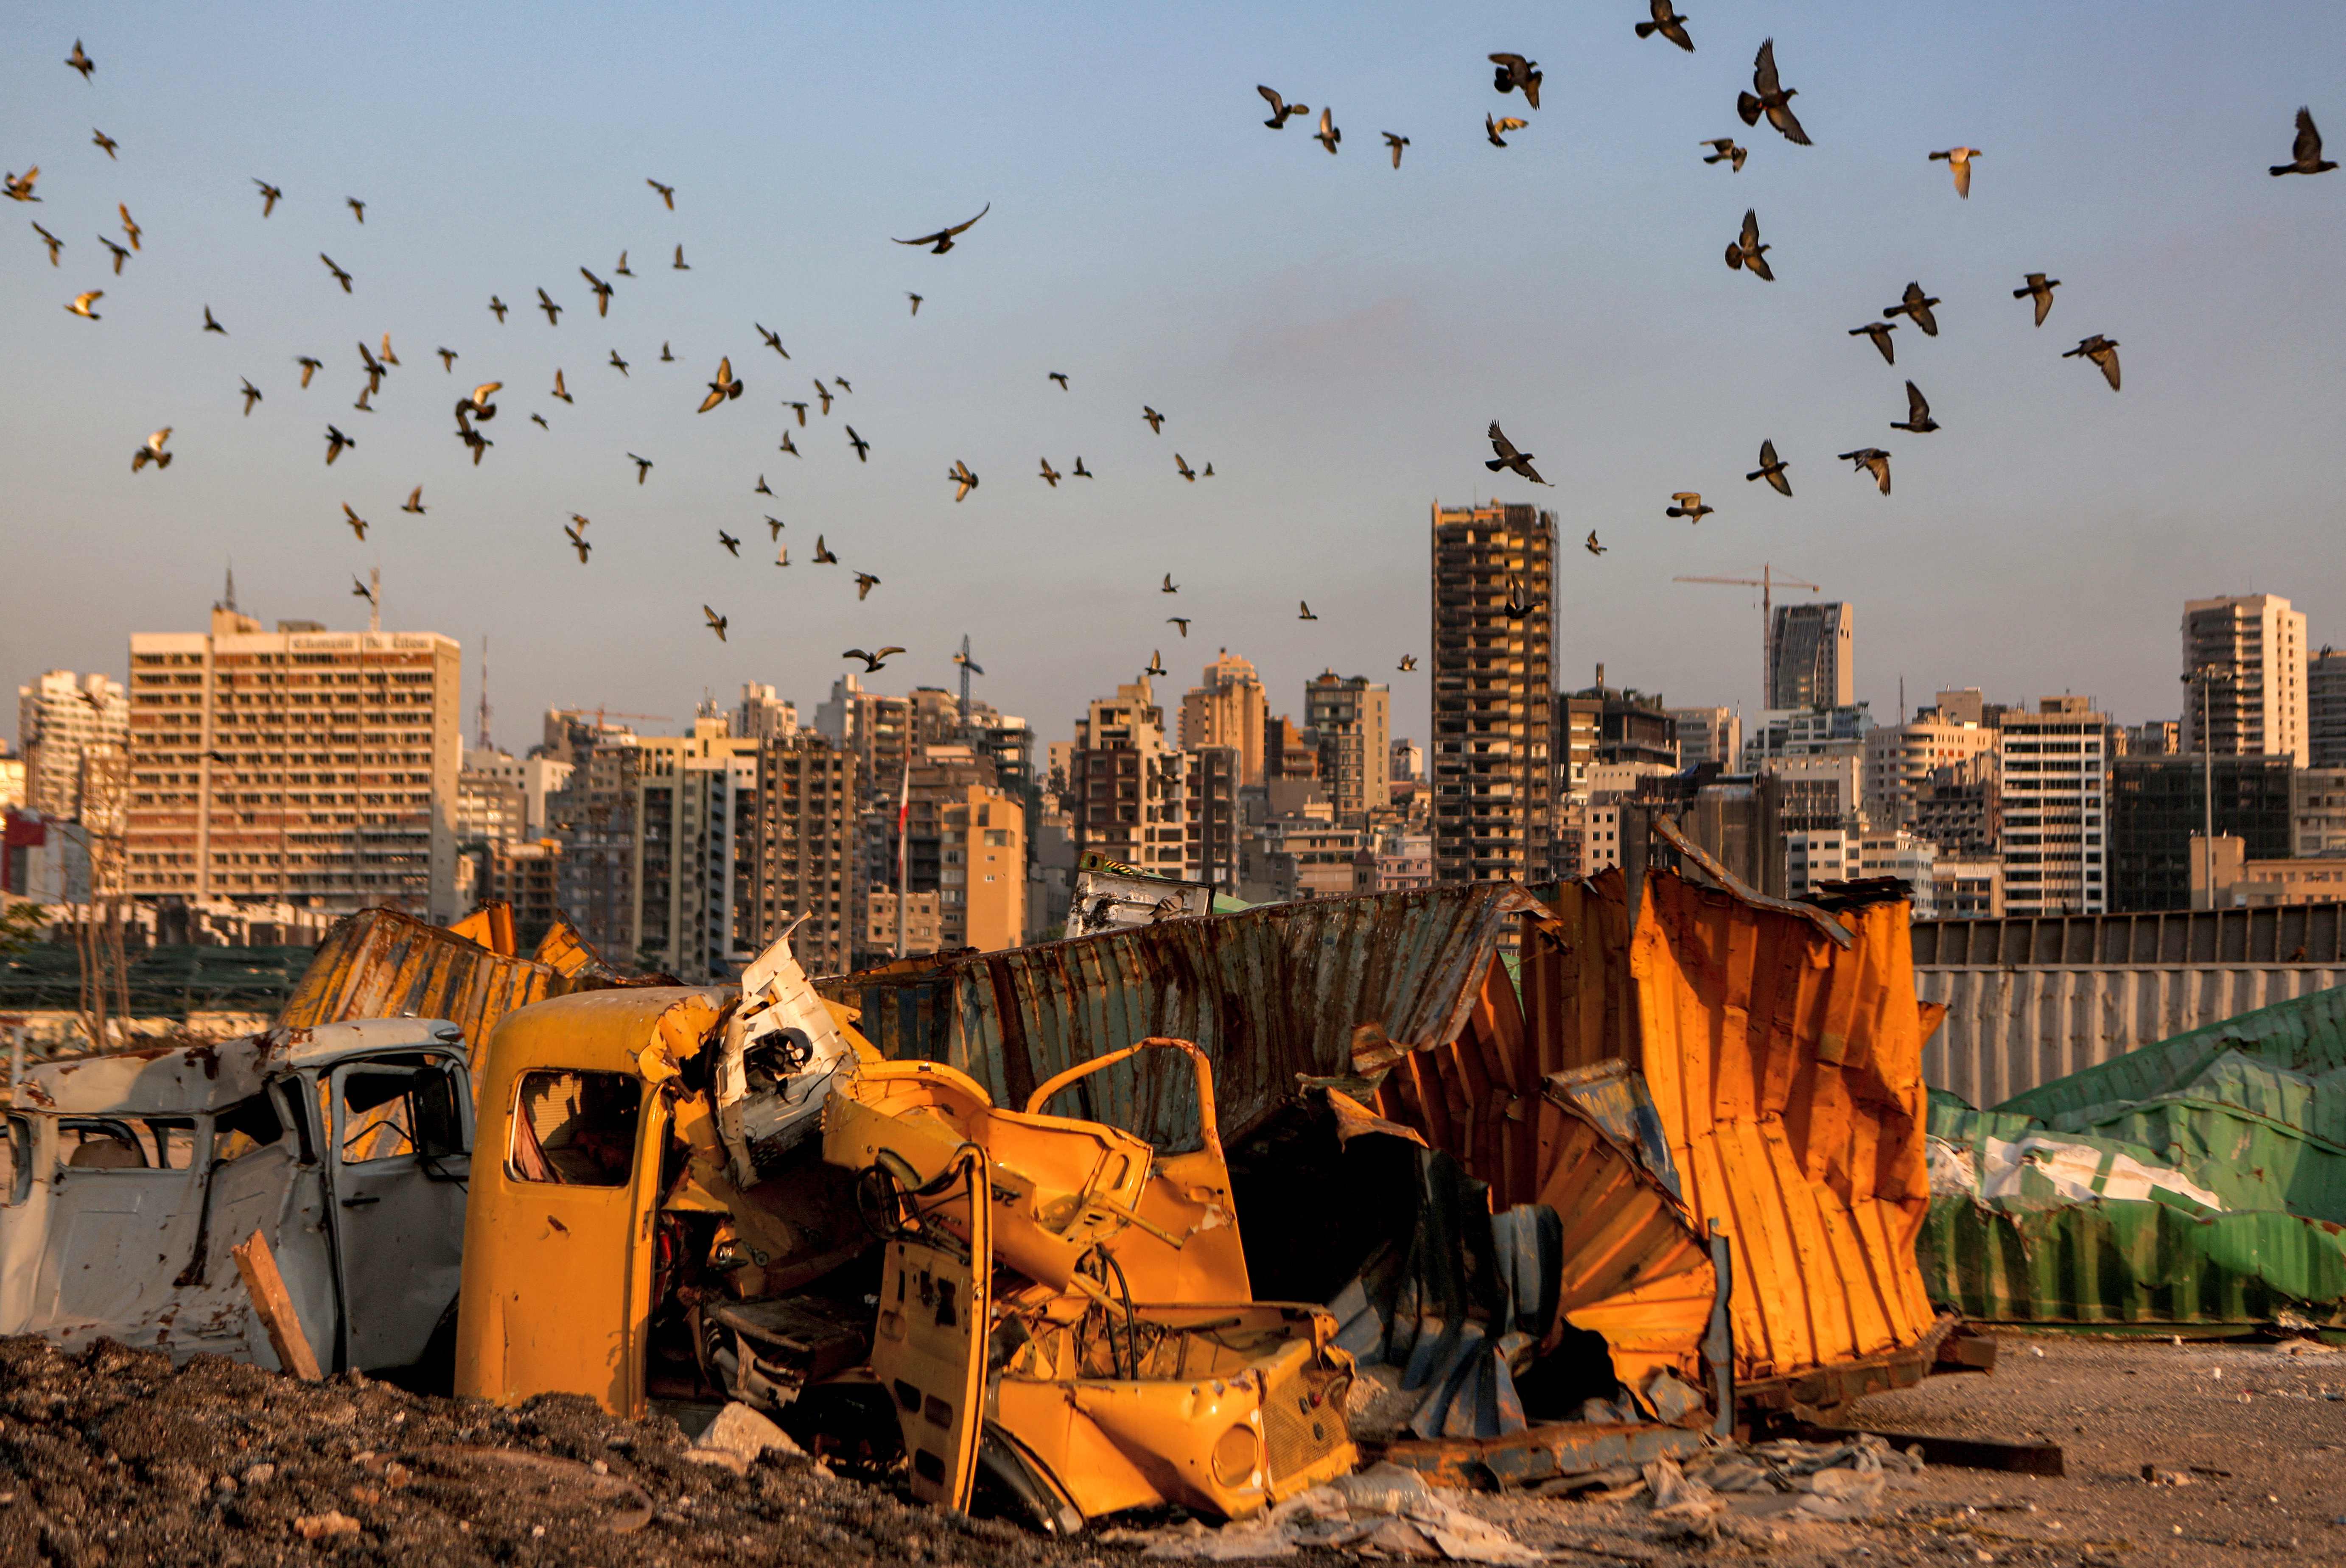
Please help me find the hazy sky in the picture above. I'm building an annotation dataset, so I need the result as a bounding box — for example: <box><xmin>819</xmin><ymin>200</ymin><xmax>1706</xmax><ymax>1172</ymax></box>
<box><xmin>5</xmin><ymin>3</ymin><xmax>2343</xmax><ymax>757</ymax></box>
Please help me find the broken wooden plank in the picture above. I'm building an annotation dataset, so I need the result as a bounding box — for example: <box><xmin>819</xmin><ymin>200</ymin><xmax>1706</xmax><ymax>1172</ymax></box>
<box><xmin>231</xmin><ymin>1229</ymin><xmax>322</xmax><ymax>1380</ymax></box>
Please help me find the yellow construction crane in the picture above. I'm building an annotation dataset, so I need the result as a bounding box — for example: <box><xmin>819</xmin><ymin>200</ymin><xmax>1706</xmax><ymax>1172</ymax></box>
<box><xmin>1672</xmin><ymin>565</ymin><xmax>1820</xmax><ymax>707</ymax></box>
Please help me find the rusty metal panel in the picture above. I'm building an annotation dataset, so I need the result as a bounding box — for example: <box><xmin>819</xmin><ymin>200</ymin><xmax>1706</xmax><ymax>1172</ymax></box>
<box><xmin>1518</xmin><ymin>876</ymin><xmax>1638</xmax><ymax>1080</ymax></box>
<box><xmin>276</xmin><ymin>908</ymin><xmax>598</xmax><ymax>1073</ymax></box>
<box><xmin>815</xmin><ymin>885</ymin><xmax>1538</xmax><ymax>1150</ymax></box>
<box><xmin>1916</xmin><ymin>964</ymin><xmax>2346</xmax><ymax>1108</ymax></box>
<box><xmin>1633</xmin><ymin>872</ymin><xmax>1936</xmax><ymax>1386</ymax></box>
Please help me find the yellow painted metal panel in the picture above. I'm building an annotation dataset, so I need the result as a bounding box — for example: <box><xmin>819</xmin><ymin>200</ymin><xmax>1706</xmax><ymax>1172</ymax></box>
<box><xmin>452</xmin><ymin>987</ymin><xmax>725</xmax><ymax>1415</ymax></box>
<box><xmin>1632</xmin><ymin>873</ymin><xmax>1934</xmax><ymax>1385</ymax></box>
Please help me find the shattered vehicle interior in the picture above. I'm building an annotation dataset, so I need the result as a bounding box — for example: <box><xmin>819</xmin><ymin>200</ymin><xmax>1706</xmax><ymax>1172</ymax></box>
<box><xmin>0</xmin><ymin>1020</ymin><xmax>473</xmax><ymax>1377</ymax></box>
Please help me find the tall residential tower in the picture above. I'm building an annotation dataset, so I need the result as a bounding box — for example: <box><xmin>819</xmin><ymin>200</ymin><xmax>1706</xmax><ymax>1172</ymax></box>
<box><xmin>1430</xmin><ymin>500</ymin><xmax>1554</xmax><ymax>883</ymax></box>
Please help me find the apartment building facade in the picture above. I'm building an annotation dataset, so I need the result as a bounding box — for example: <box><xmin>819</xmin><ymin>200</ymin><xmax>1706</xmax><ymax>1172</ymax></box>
<box><xmin>124</xmin><ymin>605</ymin><xmax>462</xmax><ymax>919</ymax></box>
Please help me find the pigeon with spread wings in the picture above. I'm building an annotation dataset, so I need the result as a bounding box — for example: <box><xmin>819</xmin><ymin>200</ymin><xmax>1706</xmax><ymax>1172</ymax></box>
<box><xmin>1489</xmin><ymin>53</ymin><xmax>1542</xmax><ymax>108</ymax></box>
<box><xmin>1838</xmin><ymin>447</ymin><xmax>1892</xmax><ymax>495</ymax></box>
<box><xmin>1891</xmin><ymin>381</ymin><xmax>1939</xmax><ymax>433</ymax></box>
<box><xmin>1884</xmin><ymin>281</ymin><xmax>1940</xmax><ymax>336</ymax></box>
<box><xmin>1484</xmin><ymin>421</ymin><xmax>1549</xmax><ymax>485</ymax></box>
<box><xmin>2272</xmin><ymin>108</ymin><xmax>2337</xmax><ymax>176</ymax></box>
<box><xmin>2013</xmin><ymin>273</ymin><xmax>2061</xmax><ymax>327</ymax></box>
<box><xmin>1637</xmin><ymin>2</ymin><xmax>1694</xmax><ymax>51</ymax></box>
<box><xmin>699</xmin><ymin>357</ymin><xmax>743</xmax><ymax>412</ymax></box>
<box><xmin>844</xmin><ymin>647</ymin><xmax>904</xmax><ymax>672</ymax></box>
<box><xmin>1746</xmin><ymin>439</ymin><xmax>1792</xmax><ymax>496</ymax></box>
<box><xmin>894</xmin><ymin>203</ymin><xmax>990</xmax><ymax>254</ymax></box>
<box><xmin>1257</xmin><ymin>86</ymin><xmax>1308</xmax><ymax>129</ymax></box>
<box><xmin>1737</xmin><ymin>37</ymin><xmax>1809</xmax><ymax>145</ymax></box>
<box><xmin>1929</xmin><ymin>146</ymin><xmax>1982</xmax><ymax>198</ymax></box>
<box><xmin>2063</xmin><ymin>335</ymin><xmax>2121</xmax><ymax>391</ymax></box>
<box><xmin>1724</xmin><ymin>208</ymin><xmax>1773</xmax><ymax>279</ymax></box>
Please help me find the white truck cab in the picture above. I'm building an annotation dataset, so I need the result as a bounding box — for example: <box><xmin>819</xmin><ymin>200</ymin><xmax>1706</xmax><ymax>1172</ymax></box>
<box><xmin>0</xmin><ymin>1018</ymin><xmax>471</xmax><ymax>1375</ymax></box>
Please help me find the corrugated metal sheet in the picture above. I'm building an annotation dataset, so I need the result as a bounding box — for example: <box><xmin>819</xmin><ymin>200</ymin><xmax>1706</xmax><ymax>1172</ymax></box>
<box><xmin>1920</xmin><ymin>1200</ymin><xmax>2346</xmax><ymax>1328</ymax></box>
<box><xmin>1914</xmin><ymin>903</ymin><xmax>2346</xmax><ymax>967</ymax></box>
<box><xmin>1370</xmin><ymin>869</ymin><xmax>1932</xmax><ymax>1391</ymax></box>
<box><xmin>1995</xmin><ymin>976</ymin><xmax>2346</xmax><ymax>1122</ymax></box>
<box><xmin>1633</xmin><ymin>872</ymin><xmax>1937</xmax><ymax>1385</ymax></box>
<box><xmin>815</xmin><ymin>884</ymin><xmax>1539</xmax><ymax>1152</ymax></box>
<box><xmin>276</xmin><ymin>907</ymin><xmax>607</xmax><ymax>1072</ymax></box>
<box><xmin>1916</xmin><ymin>965</ymin><xmax>2346</xmax><ymax>1109</ymax></box>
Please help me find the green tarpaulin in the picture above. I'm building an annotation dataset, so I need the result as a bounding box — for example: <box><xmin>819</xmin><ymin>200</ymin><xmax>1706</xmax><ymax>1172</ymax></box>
<box><xmin>1920</xmin><ymin>984</ymin><xmax>2346</xmax><ymax>1328</ymax></box>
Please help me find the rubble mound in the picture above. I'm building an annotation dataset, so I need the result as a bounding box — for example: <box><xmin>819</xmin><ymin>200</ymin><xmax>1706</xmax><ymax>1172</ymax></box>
<box><xmin>0</xmin><ymin>1336</ymin><xmax>1069</xmax><ymax>1567</ymax></box>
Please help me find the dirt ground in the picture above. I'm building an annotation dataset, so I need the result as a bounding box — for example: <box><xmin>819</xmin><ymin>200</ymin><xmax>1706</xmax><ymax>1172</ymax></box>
<box><xmin>1467</xmin><ymin>1333</ymin><xmax>2346</xmax><ymax>1568</ymax></box>
<box><xmin>0</xmin><ymin>1336</ymin><xmax>1079</xmax><ymax>1568</ymax></box>
<box><xmin>5</xmin><ymin>1331</ymin><xmax>2342</xmax><ymax>1567</ymax></box>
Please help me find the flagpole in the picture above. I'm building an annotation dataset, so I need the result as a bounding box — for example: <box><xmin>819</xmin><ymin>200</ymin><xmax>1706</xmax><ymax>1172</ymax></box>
<box><xmin>893</xmin><ymin>766</ymin><xmax>910</xmax><ymax>958</ymax></box>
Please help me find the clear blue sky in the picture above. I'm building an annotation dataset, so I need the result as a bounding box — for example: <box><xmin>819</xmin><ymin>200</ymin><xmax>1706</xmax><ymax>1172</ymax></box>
<box><xmin>4</xmin><ymin>2</ymin><xmax>2343</xmax><ymax>753</ymax></box>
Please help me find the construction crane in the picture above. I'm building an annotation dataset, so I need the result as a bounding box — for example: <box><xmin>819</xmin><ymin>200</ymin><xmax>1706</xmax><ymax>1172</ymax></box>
<box><xmin>952</xmin><ymin>635</ymin><xmax>984</xmax><ymax>723</ymax></box>
<box><xmin>1672</xmin><ymin>565</ymin><xmax>1820</xmax><ymax>707</ymax></box>
<box><xmin>551</xmin><ymin>706</ymin><xmax>672</xmax><ymax>731</ymax></box>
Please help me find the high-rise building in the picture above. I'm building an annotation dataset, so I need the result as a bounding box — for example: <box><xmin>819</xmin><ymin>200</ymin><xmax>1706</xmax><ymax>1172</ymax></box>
<box><xmin>1179</xmin><ymin>652</ymin><xmax>1268</xmax><ymax>786</ymax></box>
<box><xmin>124</xmin><ymin>604</ymin><xmax>462</xmax><ymax>918</ymax></box>
<box><xmin>456</xmin><ymin>746</ymin><xmax>528</xmax><ymax>847</ymax></box>
<box><xmin>938</xmin><ymin>783</ymin><xmax>1026</xmax><ymax>951</ymax></box>
<box><xmin>1767</xmin><ymin>603</ymin><xmax>1853</xmax><ymax>711</ymax></box>
<box><xmin>2294</xmin><ymin>767</ymin><xmax>2346</xmax><ymax>856</ymax></box>
<box><xmin>1067</xmin><ymin>679</ymin><xmax>1191</xmax><ymax>880</ymax></box>
<box><xmin>734</xmin><ymin>683</ymin><xmax>800</xmax><ymax>743</ymax></box>
<box><xmin>1430</xmin><ymin>500</ymin><xmax>1554</xmax><ymax>883</ymax></box>
<box><xmin>1304</xmin><ymin>671</ymin><xmax>1391</xmax><ymax>822</ymax></box>
<box><xmin>1997</xmin><ymin>697</ymin><xmax>2109</xmax><ymax>915</ymax></box>
<box><xmin>1389</xmin><ymin>738</ymin><xmax>1424</xmax><ymax>785</ymax></box>
<box><xmin>1666</xmin><ymin>707</ymin><xmax>1740</xmax><ymax>773</ymax></box>
<box><xmin>2309</xmin><ymin>648</ymin><xmax>2346</xmax><ymax>769</ymax></box>
<box><xmin>816</xmin><ymin>675</ymin><xmax>914</xmax><ymax>803</ymax></box>
<box><xmin>2110</xmin><ymin>755</ymin><xmax>2293</xmax><ymax>911</ymax></box>
<box><xmin>481</xmin><ymin>839</ymin><xmax>564</xmax><ymax>950</ymax></box>
<box><xmin>2182</xmin><ymin>594</ymin><xmax>2308</xmax><ymax>765</ymax></box>
<box><xmin>1264</xmin><ymin>716</ymin><xmax>1319</xmax><ymax>785</ymax></box>
<box><xmin>1911</xmin><ymin>755</ymin><xmax>2001</xmax><ymax>857</ymax></box>
<box><xmin>745</xmin><ymin>732</ymin><xmax>858</xmax><ymax>975</ymax></box>
<box><xmin>1567</xmin><ymin>678</ymin><xmax>1677</xmax><ymax>768</ymax></box>
<box><xmin>634</xmin><ymin>719</ymin><xmax>762</xmax><ymax>978</ymax></box>
<box><xmin>1862</xmin><ymin>715</ymin><xmax>1998</xmax><ymax>831</ymax></box>
<box><xmin>1184</xmin><ymin>744</ymin><xmax>1243</xmax><ymax>891</ymax></box>
<box><xmin>1741</xmin><ymin>704</ymin><xmax>1873</xmax><ymax>769</ymax></box>
<box><xmin>547</xmin><ymin>736</ymin><xmax>642</xmax><ymax>954</ymax></box>
<box><xmin>18</xmin><ymin>670</ymin><xmax>129</xmax><ymax>821</ymax></box>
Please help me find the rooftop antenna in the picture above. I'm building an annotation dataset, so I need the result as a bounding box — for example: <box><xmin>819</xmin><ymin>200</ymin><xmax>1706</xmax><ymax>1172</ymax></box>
<box><xmin>476</xmin><ymin>634</ymin><xmax>493</xmax><ymax>751</ymax></box>
<box><xmin>217</xmin><ymin>562</ymin><xmax>238</xmax><ymax>613</ymax></box>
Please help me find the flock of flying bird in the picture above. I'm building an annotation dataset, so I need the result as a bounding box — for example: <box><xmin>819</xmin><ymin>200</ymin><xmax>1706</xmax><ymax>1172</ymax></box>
<box><xmin>11</xmin><ymin>25</ymin><xmax>2343</xmax><ymax>687</ymax></box>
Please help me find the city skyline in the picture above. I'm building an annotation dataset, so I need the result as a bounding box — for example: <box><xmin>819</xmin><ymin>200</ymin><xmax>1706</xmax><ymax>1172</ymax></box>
<box><xmin>5</xmin><ymin>4</ymin><xmax>2346</xmax><ymax>751</ymax></box>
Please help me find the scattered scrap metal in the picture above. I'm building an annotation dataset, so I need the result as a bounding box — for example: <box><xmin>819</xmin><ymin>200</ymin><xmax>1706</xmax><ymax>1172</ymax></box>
<box><xmin>4</xmin><ymin>831</ymin><xmax>2073</xmax><ymax>1542</ymax></box>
